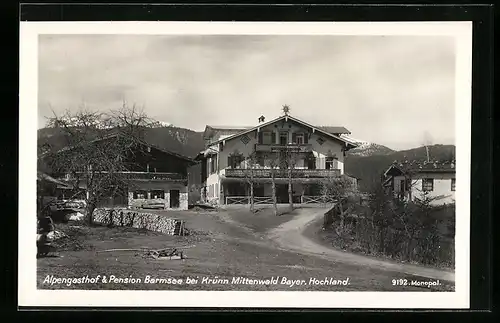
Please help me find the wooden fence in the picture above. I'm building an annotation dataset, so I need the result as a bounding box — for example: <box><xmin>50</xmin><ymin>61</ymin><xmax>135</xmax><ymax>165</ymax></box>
<box><xmin>225</xmin><ymin>195</ymin><xmax>335</xmax><ymax>205</ymax></box>
<box><xmin>301</xmin><ymin>195</ymin><xmax>337</xmax><ymax>204</ymax></box>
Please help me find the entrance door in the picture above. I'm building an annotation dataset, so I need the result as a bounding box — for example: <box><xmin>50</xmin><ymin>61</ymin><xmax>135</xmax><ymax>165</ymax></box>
<box><xmin>276</xmin><ymin>184</ymin><xmax>289</xmax><ymax>203</ymax></box>
<box><xmin>307</xmin><ymin>156</ymin><xmax>316</xmax><ymax>170</ymax></box>
<box><xmin>254</xmin><ymin>184</ymin><xmax>265</xmax><ymax>197</ymax></box>
<box><xmin>170</xmin><ymin>190</ymin><xmax>180</xmax><ymax>208</ymax></box>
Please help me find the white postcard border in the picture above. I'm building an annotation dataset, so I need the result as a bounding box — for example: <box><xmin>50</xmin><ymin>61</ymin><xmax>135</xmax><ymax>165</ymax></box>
<box><xmin>19</xmin><ymin>21</ymin><xmax>472</xmax><ymax>309</ymax></box>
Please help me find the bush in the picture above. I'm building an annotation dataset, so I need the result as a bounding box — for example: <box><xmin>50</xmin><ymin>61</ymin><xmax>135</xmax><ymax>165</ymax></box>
<box><xmin>323</xmin><ymin>191</ymin><xmax>455</xmax><ymax>268</ymax></box>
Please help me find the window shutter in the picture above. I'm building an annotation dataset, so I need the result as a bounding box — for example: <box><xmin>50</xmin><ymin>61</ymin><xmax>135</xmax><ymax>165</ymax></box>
<box><xmin>292</xmin><ymin>133</ymin><xmax>297</xmax><ymax>143</ymax></box>
<box><xmin>258</xmin><ymin>131</ymin><xmax>263</xmax><ymax>144</ymax></box>
<box><xmin>304</xmin><ymin>133</ymin><xmax>308</xmax><ymax>144</ymax></box>
<box><xmin>271</xmin><ymin>132</ymin><xmax>276</xmax><ymax>144</ymax></box>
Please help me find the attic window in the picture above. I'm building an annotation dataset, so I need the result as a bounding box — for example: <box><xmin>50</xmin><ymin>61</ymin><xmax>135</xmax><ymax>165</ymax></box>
<box><xmin>241</xmin><ymin>134</ymin><xmax>250</xmax><ymax>145</ymax></box>
<box><xmin>316</xmin><ymin>137</ymin><xmax>325</xmax><ymax>145</ymax></box>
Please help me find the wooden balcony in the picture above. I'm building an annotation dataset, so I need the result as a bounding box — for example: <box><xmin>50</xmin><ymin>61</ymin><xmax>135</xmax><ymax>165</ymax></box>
<box><xmin>224</xmin><ymin>168</ymin><xmax>340</xmax><ymax>179</ymax></box>
<box><xmin>254</xmin><ymin>143</ymin><xmax>312</xmax><ymax>152</ymax></box>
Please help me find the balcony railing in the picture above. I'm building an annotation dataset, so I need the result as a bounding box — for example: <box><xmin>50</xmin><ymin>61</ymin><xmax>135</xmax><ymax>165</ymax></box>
<box><xmin>255</xmin><ymin>143</ymin><xmax>312</xmax><ymax>152</ymax></box>
<box><xmin>66</xmin><ymin>171</ymin><xmax>187</xmax><ymax>181</ymax></box>
<box><xmin>224</xmin><ymin>168</ymin><xmax>340</xmax><ymax>179</ymax></box>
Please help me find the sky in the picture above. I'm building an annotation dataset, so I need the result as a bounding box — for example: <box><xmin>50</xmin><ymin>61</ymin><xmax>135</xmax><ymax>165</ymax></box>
<box><xmin>38</xmin><ymin>34</ymin><xmax>456</xmax><ymax>150</ymax></box>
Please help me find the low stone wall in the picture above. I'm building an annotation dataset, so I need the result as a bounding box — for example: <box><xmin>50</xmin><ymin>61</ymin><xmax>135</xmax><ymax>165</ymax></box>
<box><xmin>93</xmin><ymin>208</ymin><xmax>184</xmax><ymax>236</ymax></box>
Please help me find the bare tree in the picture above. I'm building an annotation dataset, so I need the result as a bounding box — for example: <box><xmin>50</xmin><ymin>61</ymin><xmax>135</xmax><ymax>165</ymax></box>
<box><xmin>243</xmin><ymin>150</ymin><xmax>258</xmax><ymax>213</ymax></box>
<box><xmin>42</xmin><ymin>103</ymin><xmax>157</xmax><ymax>225</ymax></box>
<box><xmin>264</xmin><ymin>151</ymin><xmax>280</xmax><ymax>216</ymax></box>
<box><xmin>282</xmin><ymin>146</ymin><xmax>299</xmax><ymax>211</ymax></box>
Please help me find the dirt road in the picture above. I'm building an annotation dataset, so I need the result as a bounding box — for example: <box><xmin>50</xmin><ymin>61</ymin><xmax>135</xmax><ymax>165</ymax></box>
<box><xmin>266</xmin><ymin>207</ymin><xmax>455</xmax><ymax>282</ymax></box>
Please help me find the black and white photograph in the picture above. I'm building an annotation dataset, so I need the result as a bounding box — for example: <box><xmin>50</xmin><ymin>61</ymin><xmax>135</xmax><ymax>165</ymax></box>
<box><xmin>19</xmin><ymin>21</ymin><xmax>472</xmax><ymax>308</ymax></box>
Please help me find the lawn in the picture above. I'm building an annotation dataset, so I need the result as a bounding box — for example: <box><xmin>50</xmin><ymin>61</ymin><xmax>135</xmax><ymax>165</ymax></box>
<box><xmin>37</xmin><ymin>209</ymin><xmax>452</xmax><ymax>291</ymax></box>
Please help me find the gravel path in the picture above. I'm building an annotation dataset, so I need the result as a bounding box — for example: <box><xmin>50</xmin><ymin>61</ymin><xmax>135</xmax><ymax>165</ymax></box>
<box><xmin>266</xmin><ymin>207</ymin><xmax>455</xmax><ymax>282</ymax></box>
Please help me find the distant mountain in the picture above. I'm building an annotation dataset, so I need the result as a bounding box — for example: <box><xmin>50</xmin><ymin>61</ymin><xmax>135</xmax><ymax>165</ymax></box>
<box><xmin>345</xmin><ymin>144</ymin><xmax>456</xmax><ymax>192</ymax></box>
<box><xmin>37</xmin><ymin>125</ymin><xmax>205</xmax><ymax>159</ymax></box>
<box><xmin>142</xmin><ymin>126</ymin><xmax>204</xmax><ymax>158</ymax></box>
<box><xmin>347</xmin><ymin>141</ymin><xmax>395</xmax><ymax>157</ymax></box>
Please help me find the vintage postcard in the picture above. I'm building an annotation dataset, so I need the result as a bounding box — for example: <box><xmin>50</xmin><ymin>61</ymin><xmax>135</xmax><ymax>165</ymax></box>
<box><xmin>19</xmin><ymin>21</ymin><xmax>472</xmax><ymax>308</ymax></box>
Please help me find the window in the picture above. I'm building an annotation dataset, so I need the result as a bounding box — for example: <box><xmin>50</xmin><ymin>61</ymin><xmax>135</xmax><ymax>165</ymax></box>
<box><xmin>210</xmin><ymin>156</ymin><xmax>217</xmax><ymax>174</ymax></box>
<box><xmin>228</xmin><ymin>154</ymin><xmax>243</xmax><ymax>169</ymax></box>
<box><xmin>295</xmin><ymin>133</ymin><xmax>304</xmax><ymax>144</ymax></box>
<box><xmin>150</xmin><ymin>190</ymin><xmax>165</xmax><ymax>199</ymax></box>
<box><xmin>325</xmin><ymin>157</ymin><xmax>337</xmax><ymax>170</ymax></box>
<box><xmin>422</xmin><ymin>178</ymin><xmax>434</xmax><ymax>191</ymax></box>
<box><xmin>400</xmin><ymin>179</ymin><xmax>406</xmax><ymax>192</ymax></box>
<box><xmin>279</xmin><ymin>132</ymin><xmax>288</xmax><ymax>145</ymax></box>
<box><xmin>257</xmin><ymin>154</ymin><xmax>265</xmax><ymax>167</ymax></box>
<box><xmin>451</xmin><ymin>178</ymin><xmax>456</xmax><ymax>191</ymax></box>
<box><xmin>307</xmin><ymin>156</ymin><xmax>316</xmax><ymax>170</ymax></box>
<box><xmin>133</xmin><ymin>190</ymin><xmax>147</xmax><ymax>199</ymax></box>
<box><xmin>262</xmin><ymin>132</ymin><xmax>273</xmax><ymax>144</ymax></box>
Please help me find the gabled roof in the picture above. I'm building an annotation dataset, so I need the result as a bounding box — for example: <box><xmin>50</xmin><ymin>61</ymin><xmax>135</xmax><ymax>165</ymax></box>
<box><xmin>318</xmin><ymin>126</ymin><xmax>351</xmax><ymax>135</ymax></box>
<box><xmin>383</xmin><ymin>160</ymin><xmax>456</xmax><ymax>177</ymax></box>
<box><xmin>44</xmin><ymin>132</ymin><xmax>196</xmax><ymax>164</ymax></box>
<box><xmin>203</xmin><ymin>125</ymin><xmax>252</xmax><ymax>140</ymax></box>
<box><xmin>206</xmin><ymin>125</ymin><xmax>252</xmax><ymax>131</ymax></box>
<box><xmin>207</xmin><ymin>115</ymin><xmax>358</xmax><ymax>149</ymax></box>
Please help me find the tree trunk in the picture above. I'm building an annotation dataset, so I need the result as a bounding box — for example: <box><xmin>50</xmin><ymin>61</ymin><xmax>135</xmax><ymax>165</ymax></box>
<box><xmin>288</xmin><ymin>168</ymin><xmax>293</xmax><ymax>211</ymax></box>
<box><xmin>250</xmin><ymin>182</ymin><xmax>255</xmax><ymax>213</ymax></box>
<box><xmin>86</xmin><ymin>202</ymin><xmax>96</xmax><ymax>226</ymax></box>
<box><xmin>271</xmin><ymin>174</ymin><xmax>278</xmax><ymax>216</ymax></box>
